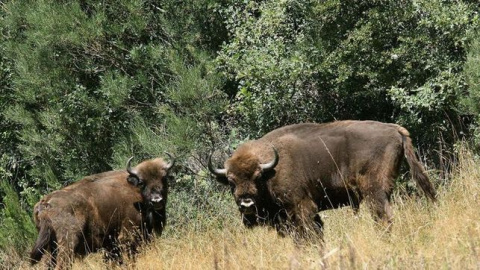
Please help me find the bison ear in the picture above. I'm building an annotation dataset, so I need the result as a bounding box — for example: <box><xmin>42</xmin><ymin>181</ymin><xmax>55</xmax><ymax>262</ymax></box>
<box><xmin>127</xmin><ymin>175</ymin><xmax>143</xmax><ymax>187</ymax></box>
<box><xmin>127</xmin><ymin>175</ymin><xmax>138</xmax><ymax>186</ymax></box>
<box><xmin>215</xmin><ymin>175</ymin><xmax>229</xmax><ymax>185</ymax></box>
<box><xmin>126</xmin><ymin>156</ymin><xmax>143</xmax><ymax>187</ymax></box>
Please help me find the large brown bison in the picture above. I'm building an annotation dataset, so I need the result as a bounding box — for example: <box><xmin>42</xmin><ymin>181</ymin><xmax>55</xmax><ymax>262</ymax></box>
<box><xmin>30</xmin><ymin>154</ymin><xmax>174</xmax><ymax>269</ymax></box>
<box><xmin>209</xmin><ymin>120</ymin><xmax>436</xmax><ymax>238</ymax></box>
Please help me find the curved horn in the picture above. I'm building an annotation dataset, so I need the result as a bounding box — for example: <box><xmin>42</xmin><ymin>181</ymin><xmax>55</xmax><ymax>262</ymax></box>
<box><xmin>208</xmin><ymin>152</ymin><xmax>227</xmax><ymax>177</ymax></box>
<box><xmin>126</xmin><ymin>156</ymin><xmax>137</xmax><ymax>176</ymax></box>
<box><xmin>164</xmin><ymin>152</ymin><xmax>175</xmax><ymax>171</ymax></box>
<box><xmin>260</xmin><ymin>147</ymin><xmax>279</xmax><ymax>172</ymax></box>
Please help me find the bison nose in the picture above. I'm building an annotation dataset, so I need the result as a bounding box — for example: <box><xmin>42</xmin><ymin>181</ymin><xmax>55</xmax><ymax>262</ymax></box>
<box><xmin>240</xmin><ymin>198</ymin><xmax>255</xmax><ymax>208</ymax></box>
<box><xmin>151</xmin><ymin>194</ymin><xmax>163</xmax><ymax>203</ymax></box>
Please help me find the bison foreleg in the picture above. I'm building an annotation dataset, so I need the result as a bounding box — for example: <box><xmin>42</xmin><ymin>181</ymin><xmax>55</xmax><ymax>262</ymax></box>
<box><xmin>102</xmin><ymin>235</ymin><xmax>124</xmax><ymax>265</ymax></box>
<box><xmin>288</xmin><ymin>199</ymin><xmax>323</xmax><ymax>241</ymax></box>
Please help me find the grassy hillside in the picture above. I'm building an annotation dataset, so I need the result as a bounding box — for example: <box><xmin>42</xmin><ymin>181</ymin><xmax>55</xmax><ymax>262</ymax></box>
<box><xmin>6</xmin><ymin>149</ymin><xmax>480</xmax><ymax>269</ymax></box>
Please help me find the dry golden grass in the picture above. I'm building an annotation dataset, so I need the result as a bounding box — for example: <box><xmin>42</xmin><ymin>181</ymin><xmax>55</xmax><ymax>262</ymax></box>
<box><xmin>8</xmin><ymin>149</ymin><xmax>480</xmax><ymax>269</ymax></box>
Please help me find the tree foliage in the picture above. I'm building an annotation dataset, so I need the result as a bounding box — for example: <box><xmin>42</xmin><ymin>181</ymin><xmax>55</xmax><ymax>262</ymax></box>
<box><xmin>217</xmin><ymin>0</ymin><xmax>479</xmax><ymax>149</ymax></box>
<box><xmin>462</xmin><ymin>29</ymin><xmax>480</xmax><ymax>149</ymax></box>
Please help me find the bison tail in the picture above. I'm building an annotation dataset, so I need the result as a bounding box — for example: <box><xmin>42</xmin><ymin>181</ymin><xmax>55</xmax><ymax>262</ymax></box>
<box><xmin>30</xmin><ymin>219</ymin><xmax>55</xmax><ymax>265</ymax></box>
<box><xmin>399</xmin><ymin>127</ymin><xmax>437</xmax><ymax>201</ymax></box>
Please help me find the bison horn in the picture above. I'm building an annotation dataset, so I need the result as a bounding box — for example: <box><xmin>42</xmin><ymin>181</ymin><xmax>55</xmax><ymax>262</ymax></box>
<box><xmin>164</xmin><ymin>152</ymin><xmax>175</xmax><ymax>171</ymax></box>
<box><xmin>260</xmin><ymin>147</ymin><xmax>279</xmax><ymax>172</ymax></box>
<box><xmin>208</xmin><ymin>152</ymin><xmax>227</xmax><ymax>177</ymax></box>
<box><xmin>126</xmin><ymin>156</ymin><xmax>138</xmax><ymax>177</ymax></box>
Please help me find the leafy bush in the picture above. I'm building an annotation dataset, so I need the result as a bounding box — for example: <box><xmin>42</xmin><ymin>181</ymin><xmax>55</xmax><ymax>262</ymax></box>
<box><xmin>0</xmin><ymin>179</ymin><xmax>36</xmax><ymax>253</ymax></box>
<box><xmin>462</xmin><ymin>30</ymin><xmax>480</xmax><ymax>149</ymax></box>
<box><xmin>217</xmin><ymin>0</ymin><xmax>479</xmax><ymax>152</ymax></box>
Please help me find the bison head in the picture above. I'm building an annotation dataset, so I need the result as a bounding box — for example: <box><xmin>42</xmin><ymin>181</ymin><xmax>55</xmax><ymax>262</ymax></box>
<box><xmin>208</xmin><ymin>146</ymin><xmax>278</xmax><ymax>216</ymax></box>
<box><xmin>126</xmin><ymin>153</ymin><xmax>175</xmax><ymax>211</ymax></box>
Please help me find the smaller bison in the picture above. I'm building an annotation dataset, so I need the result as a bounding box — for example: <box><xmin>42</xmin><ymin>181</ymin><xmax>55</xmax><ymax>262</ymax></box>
<box><xmin>209</xmin><ymin>121</ymin><xmax>436</xmax><ymax>239</ymax></box>
<box><xmin>30</xmin><ymin>154</ymin><xmax>174</xmax><ymax>269</ymax></box>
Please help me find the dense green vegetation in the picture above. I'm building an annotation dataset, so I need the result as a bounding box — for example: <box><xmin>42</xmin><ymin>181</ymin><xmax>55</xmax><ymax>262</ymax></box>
<box><xmin>1</xmin><ymin>0</ymin><xmax>479</xmax><ymax>260</ymax></box>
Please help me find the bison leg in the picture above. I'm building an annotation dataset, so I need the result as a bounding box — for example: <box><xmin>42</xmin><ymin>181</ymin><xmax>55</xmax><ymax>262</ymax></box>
<box><xmin>103</xmin><ymin>235</ymin><xmax>124</xmax><ymax>265</ymax></box>
<box><xmin>115</xmin><ymin>225</ymin><xmax>147</xmax><ymax>264</ymax></box>
<box><xmin>51</xmin><ymin>212</ymin><xmax>85</xmax><ymax>270</ymax></box>
<box><xmin>357</xmin><ymin>172</ymin><xmax>394</xmax><ymax>229</ymax></box>
<box><xmin>365</xmin><ymin>189</ymin><xmax>393</xmax><ymax>228</ymax></box>
<box><xmin>54</xmin><ymin>231</ymin><xmax>79</xmax><ymax>270</ymax></box>
<box><xmin>43</xmin><ymin>244</ymin><xmax>57</xmax><ymax>270</ymax></box>
<box><xmin>289</xmin><ymin>199</ymin><xmax>323</xmax><ymax>240</ymax></box>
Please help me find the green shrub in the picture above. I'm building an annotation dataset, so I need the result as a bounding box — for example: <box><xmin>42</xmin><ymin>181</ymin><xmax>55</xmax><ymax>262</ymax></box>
<box><xmin>0</xmin><ymin>179</ymin><xmax>36</xmax><ymax>253</ymax></box>
<box><xmin>217</xmin><ymin>0</ymin><xmax>479</xmax><ymax>153</ymax></box>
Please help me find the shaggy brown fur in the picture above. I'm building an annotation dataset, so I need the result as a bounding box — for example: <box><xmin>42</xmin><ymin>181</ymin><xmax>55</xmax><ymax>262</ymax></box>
<box><xmin>209</xmin><ymin>120</ymin><xmax>436</xmax><ymax>238</ymax></box>
<box><xmin>29</xmin><ymin>157</ymin><xmax>174</xmax><ymax>269</ymax></box>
